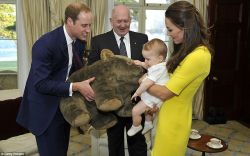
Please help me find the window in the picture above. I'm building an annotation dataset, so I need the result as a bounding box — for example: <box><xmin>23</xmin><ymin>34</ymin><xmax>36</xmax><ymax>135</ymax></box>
<box><xmin>114</xmin><ymin>0</ymin><xmax>173</xmax><ymax>42</ymax></box>
<box><xmin>0</xmin><ymin>0</ymin><xmax>17</xmax><ymax>90</ymax></box>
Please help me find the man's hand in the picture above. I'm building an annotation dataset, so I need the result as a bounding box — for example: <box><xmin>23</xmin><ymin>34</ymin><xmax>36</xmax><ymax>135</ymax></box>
<box><xmin>72</xmin><ymin>77</ymin><xmax>95</xmax><ymax>101</ymax></box>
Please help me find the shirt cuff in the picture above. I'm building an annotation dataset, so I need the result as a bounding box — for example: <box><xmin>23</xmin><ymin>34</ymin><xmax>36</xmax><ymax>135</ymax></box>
<box><xmin>69</xmin><ymin>83</ymin><xmax>73</xmax><ymax>96</ymax></box>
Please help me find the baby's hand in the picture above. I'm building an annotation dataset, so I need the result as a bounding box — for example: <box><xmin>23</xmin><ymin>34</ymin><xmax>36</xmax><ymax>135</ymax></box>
<box><xmin>134</xmin><ymin>60</ymin><xmax>148</xmax><ymax>69</ymax></box>
<box><xmin>138</xmin><ymin>74</ymin><xmax>147</xmax><ymax>84</ymax></box>
<box><xmin>131</xmin><ymin>93</ymin><xmax>139</xmax><ymax>100</ymax></box>
<box><xmin>133</xmin><ymin>60</ymin><xmax>142</xmax><ymax>66</ymax></box>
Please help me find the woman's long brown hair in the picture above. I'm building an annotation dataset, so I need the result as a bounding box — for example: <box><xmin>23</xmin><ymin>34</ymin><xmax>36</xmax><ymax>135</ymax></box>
<box><xmin>165</xmin><ymin>1</ymin><xmax>214</xmax><ymax>73</ymax></box>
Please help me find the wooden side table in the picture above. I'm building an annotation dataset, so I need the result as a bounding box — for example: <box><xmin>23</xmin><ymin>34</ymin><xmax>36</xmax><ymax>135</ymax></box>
<box><xmin>188</xmin><ymin>134</ymin><xmax>228</xmax><ymax>156</ymax></box>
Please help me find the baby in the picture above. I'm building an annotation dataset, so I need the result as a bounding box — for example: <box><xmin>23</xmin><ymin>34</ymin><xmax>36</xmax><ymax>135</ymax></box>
<box><xmin>127</xmin><ymin>38</ymin><xmax>169</xmax><ymax>136</ymax></box>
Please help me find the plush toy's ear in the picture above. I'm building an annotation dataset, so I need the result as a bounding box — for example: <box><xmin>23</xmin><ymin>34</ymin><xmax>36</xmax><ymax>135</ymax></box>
<box><xmin>100</xmin><ymin>49</ymin><xmax>115</xmax><ymax>60</ymax></box>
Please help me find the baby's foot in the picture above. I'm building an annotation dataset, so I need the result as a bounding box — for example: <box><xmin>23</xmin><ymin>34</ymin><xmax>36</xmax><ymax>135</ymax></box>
<box><xmin>142</xmin><ymin>122</ymin><xmax>153</xmax><ymax>134</ymax></box>
<box><xmin>127</xmin><ymin>125</ymin><xmax>142</xmax><ymax>136</ymax></box>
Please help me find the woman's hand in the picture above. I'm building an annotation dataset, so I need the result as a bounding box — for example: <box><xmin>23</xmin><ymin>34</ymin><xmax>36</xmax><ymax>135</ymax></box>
<box><xmin>146</xmin><ymin>104</ymin><xmax>159</xmax><ymax>115</ymax></box>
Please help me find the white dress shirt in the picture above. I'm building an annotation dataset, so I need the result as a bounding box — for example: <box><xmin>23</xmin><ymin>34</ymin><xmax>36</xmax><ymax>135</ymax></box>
<box><xmin>63</xmin><ymin>25</ymin><xmax>74</xmax><ymax>96</ymax></box>
<box><xmin>113</xmin><ymin>30</ymin><xmax>131</xmax><ymax>58</ymax></box>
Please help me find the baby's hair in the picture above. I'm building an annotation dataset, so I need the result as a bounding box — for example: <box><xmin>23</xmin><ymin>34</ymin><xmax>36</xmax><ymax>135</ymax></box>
<box><xmin>143</xmin><ymin>38</ymin><xmax>168</xmax><ymax>59</ymax></box>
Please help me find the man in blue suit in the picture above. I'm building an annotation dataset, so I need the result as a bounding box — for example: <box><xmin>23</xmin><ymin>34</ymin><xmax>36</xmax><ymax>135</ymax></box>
<box><xmin>89</xmin><ymin>5</ymin><xmax>148</xmax><ymax>156</ymax></box>
<box><xmin>16</xmin><ymin>3</ymin><xmax>94</xmax><ymax>156</ymax></box>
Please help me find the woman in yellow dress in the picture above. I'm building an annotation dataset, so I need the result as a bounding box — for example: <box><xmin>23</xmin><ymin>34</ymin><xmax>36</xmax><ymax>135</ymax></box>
<box><xmin>148</xmin><ymin>1</ymin><xmax>214</xmax><ymax>156</ymax></box>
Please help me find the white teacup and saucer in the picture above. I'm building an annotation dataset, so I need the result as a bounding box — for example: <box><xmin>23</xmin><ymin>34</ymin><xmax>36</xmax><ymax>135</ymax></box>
<box><xmin>189</xmin><ymin>129</ymin><xmax>201</xmax><ymax>140</ymax></box>
<box><xmin>206</xmin><ymin>138</ymin><xmax>223</xmax><ymax>149</ymax></box>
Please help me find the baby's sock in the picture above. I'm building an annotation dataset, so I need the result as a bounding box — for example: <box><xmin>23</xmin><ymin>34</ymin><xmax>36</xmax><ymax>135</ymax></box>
<box><xmin>142</xmin><ymin>121</ymin><xmax>153</xmax><ymax>134</ymax></box>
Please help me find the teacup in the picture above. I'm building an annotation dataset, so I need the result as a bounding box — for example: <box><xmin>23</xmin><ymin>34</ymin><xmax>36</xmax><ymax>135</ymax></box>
<box><xmin>210</xmin><ymin>138</ymin><xmax>221</xmax><ymax>146</ymax></box>
<box><xmin>190</xmin><ymin>129</ymin><xmax>199</xmax><ymax>136</ymax></box>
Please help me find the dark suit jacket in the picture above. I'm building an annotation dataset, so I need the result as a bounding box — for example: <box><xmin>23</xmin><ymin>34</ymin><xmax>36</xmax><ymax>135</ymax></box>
<box><xmin>16</xmin><ymin>26</ymin><xmax>85</xmax><ymax>136</ymax></box>
<box><xmin>88</xmin><ymin>30</ymin><xmax>148</xmax><ymax>64</ymax></box>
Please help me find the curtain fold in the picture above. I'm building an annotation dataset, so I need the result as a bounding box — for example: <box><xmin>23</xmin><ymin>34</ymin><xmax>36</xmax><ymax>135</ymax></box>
<box><xmin>89</xmin><ymin>0</ymin><xmax>107</xmax><ymax>37</ymax></box>
<box><xmin>48</xmin><ymin>0</ymin><xmax>108</xmax><ymax>50</ymax></box>
<box><xmin>193</xmin><ymin>0</ymin><xmax>209</xmax><ymax>26</ymax></box>
<box><xmin>86</xmin><ymin>0</ymin><xmax>108</xmax><ymax>49</ymax></box>
<box><xmin>17</xmin><ymin>0</ymin><xmax>29</xmax><ymax>93</ymax></box>
<box><xmin>49</xmin><ymin>0</ymin><xmax>64</xmax><ymax>30</ymax></box>
<box><xmin>193</xmin><ymin>81</ymin><xmax>205</xmax><ymax>120</ymax></box>
<box><xmin>21</xmin><ymin>0</ymin><xmax>90</xmax><ymax>62</ymax></box>
<box><xmin>22</xmin><ymin>0</ymin><xmax>51</xmax><ymax>62</ymax></box>
<box><xmin>49</xmin><ymin>0</ymin><xmax>86</xmax><ymax>29</ymax></box>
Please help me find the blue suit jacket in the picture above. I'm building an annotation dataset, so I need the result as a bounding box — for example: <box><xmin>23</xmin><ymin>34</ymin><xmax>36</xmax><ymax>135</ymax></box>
<box><xmin>17</xmin><ymin>26</ymin><xmax>85</xmax><ymax>136</ymax></box>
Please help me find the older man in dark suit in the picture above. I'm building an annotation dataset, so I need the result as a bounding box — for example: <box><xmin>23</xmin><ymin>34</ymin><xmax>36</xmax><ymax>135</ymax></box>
<box><xmin>16</xmin><ymin>3</ymin><xmax>95</xmax><ymax>156</ymax></box>
<box><xmin>89</xmin><ymin>5</ymin><xmax>148</xmax><ymax>156</ymax></box>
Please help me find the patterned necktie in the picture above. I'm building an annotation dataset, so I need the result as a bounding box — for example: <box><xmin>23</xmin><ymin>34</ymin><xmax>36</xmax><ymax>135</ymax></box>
<box><xmin>69</xmin><ymin>42</ymin><xmax>83</xmax><ymax>75</ymax></box>
<box><xmin>119</xmin><ymin>37</ymin><xmax>127</xmax><ymax>56</ymax></box>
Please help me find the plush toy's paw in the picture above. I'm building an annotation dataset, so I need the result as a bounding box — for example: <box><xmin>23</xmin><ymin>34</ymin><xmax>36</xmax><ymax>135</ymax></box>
<box><xmin>115</xmin><ymin>102</ymin><xmax>133</xmax><ymax>117</ymax></box>
<box><xmin>77</xmin><ymin>123</ymin><xmax>91</xmax><ymax>135</ymax></box>
<box><xmin>73</xmin><ymin>112</ymin><xmax>91</xmax><ymax>127</ymax></box>
<box><xmin>90</xmin><ymin>112</ymin><xmax>118</xmax><ymax>130</ymax></box>
<box><xmin>85</xmin><ymin>100</ymin><xmax>118</xmax><ymax>130</ymax></box>
<box><xmin>97</xmin><ymin>99</ymin><xmax>122</xmax><ymax>112</ymax></box>
<box><xmin>60</xmin><ymin>95</ymin><xmax>90</xmax><ymax>127</ymax></box>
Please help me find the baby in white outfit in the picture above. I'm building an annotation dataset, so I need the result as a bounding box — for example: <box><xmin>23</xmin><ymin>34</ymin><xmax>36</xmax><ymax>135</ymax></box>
<box><xmin>127</xmin><ymin>38</ymin><xmax>169</xmax><ymax>136</ymax></box>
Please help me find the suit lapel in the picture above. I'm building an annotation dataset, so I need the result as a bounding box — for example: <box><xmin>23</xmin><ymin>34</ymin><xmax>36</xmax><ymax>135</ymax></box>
<box><xmin>129</xmin><ymin>31</ymin><xmax>139</xmax><ymax>59</ymax></box>
<box><xmin>57</xmin><ymin>27</ymin><xmax>69</xmax><ymax>59</ymax></box>
<box><xmin>107</xmin><ymin>31</ymin><xmax>120</xmax><ymax>55</ymax></box>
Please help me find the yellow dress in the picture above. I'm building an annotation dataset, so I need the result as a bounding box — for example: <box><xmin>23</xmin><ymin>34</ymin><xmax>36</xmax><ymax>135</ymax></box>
<box><xmin>151</xmin><ymin>46</ymin><xmax>211</xmax><ymax>156</ymax></box>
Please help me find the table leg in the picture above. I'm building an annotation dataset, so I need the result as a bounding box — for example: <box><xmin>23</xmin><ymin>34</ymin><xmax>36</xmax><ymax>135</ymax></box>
<box><xmin>202</xmin><ymin>151</ymin><xmax>205</xmax><ymax>156</ymax></box>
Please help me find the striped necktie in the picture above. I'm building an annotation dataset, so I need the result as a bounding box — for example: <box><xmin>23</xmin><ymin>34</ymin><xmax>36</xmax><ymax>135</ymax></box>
<box><xmin>119</xmin><ymin>37</ymin><xmax>127</xmax><ymax>56</ymax></box>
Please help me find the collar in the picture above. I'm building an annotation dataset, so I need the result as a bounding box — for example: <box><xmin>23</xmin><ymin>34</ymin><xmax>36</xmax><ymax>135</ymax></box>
<box><xmin>63</xmin><ymin>25</ymin><xmax>74</xmax><ymax>45</ymax></box>
<box><xmin>113</xmin><ymin>30</ymin><xmax>129</xmax><ymax>42</ymax></box>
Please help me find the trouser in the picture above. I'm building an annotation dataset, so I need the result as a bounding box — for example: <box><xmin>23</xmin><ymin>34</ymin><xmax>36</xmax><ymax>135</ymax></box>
<box><xmin>35</xmin><ymin>108</ymin><xmax>70</xmax><ymax>156</ymax></box>
<box><xmin>107</xmin><ymin>115</ymin><xmax>147</xmax><ymax>156</ymax></box>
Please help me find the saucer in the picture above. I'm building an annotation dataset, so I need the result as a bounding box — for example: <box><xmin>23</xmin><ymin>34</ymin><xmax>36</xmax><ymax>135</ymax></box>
<box><xmin>206</xmin><ymin>142</ymin><xmax>223</xmax><ymax>149</ymax></box>
<box><xmin>189</xmin><ymin>134</ymin><xmax>201</xmax><ymax>140</ymax></box>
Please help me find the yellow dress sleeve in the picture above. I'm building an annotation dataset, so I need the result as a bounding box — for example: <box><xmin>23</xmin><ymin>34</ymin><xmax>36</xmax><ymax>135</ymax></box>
<box><xmin>166</xmin><ymin>46</ymin><xmax>211</xmax><ymax>95</ymax></box>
